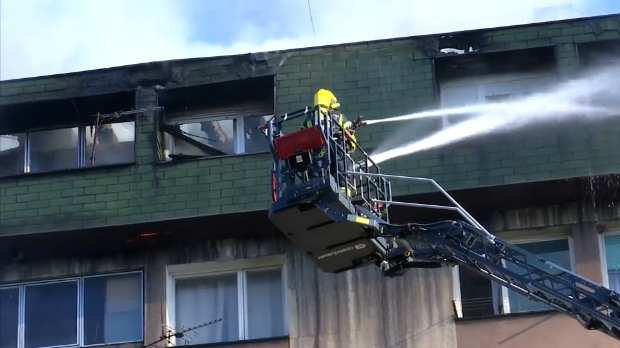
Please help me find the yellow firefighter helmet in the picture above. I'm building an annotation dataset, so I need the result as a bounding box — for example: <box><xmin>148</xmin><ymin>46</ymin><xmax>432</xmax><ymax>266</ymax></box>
<box><xmin>313</xmin><ymin>89</ymin><xmax>340</xmax><ymax>111</ymax></box>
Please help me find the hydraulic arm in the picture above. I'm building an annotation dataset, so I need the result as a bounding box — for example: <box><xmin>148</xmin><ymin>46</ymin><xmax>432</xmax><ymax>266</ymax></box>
<box><xmin>261</xmin><ymin>105</ymin><xmax>620</xmax><ymax>342</ymax></box>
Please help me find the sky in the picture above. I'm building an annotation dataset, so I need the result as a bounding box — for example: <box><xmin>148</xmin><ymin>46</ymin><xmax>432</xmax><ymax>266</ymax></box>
<box><xmin>1</xmin><ymin>0</ymin><xmax>620</xmax><ymax>81</ymax></box>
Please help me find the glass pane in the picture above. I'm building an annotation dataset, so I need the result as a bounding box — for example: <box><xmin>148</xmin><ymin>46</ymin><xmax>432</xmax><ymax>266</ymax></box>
<box><xmin>0</xmin><ymin>134</ymin><xmax>25</xmax><ymax>176</ymax></box>
<box><xmin>0</xmin><ymin>288</ymin><xmax>19</xmax><ymax>348</ymax></box>
<box><xmin>506</xmin><ymin>239</ymin><xmax>571</xmax><ymax>313</ymax></box>
<box><xmin>173</xmin><ymin>119</ymin><xmax>236</xmax><ymax>156</ymax></box>
<box><xmin>29</xmin><ymin>128</ymin><xmax>79</xmax><ymax>173</ymax></box>
<box><xmin>604</xmin><ymin>235</ymin><xmax>620</xmax><ymax>292</ymax></box>
<box><xmin>243</xmin><ymin>115</ymin><xmax>271</xmax><ymax>154</ymax></box>
<box><xmin>25</xmin><ymin>281</ymin><xmax>78</xmax><ymax>348</ymax></box>
<box><xmin>175</xmin><ymin>274</ymin><xmax>238</xmax><ymax>344</ymax></box>
<box><xmin>84</xmin><ymin>122</ymin><xmax>135</xmax><ymax>166</ymax></box>
<box><xmin>83</xmin><ymin>273</ymin><xmax>143</xmax><ymax>345</ymax></box>
<box><xmin>246</xmin><ymin>269</ymin><xmax>285</xmax><ymax>339</ymax></box>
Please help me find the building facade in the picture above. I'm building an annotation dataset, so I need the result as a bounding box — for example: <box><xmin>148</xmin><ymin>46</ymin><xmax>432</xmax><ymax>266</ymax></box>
<box><xmin>2</xmin><ymin>14</ymin><xmax>620</xmax><ymax>348</ymax></box>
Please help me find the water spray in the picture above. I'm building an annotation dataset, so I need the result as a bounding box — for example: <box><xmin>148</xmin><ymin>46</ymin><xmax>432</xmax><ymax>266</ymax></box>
<box><xmin>362</xmin><ymin>66</ymin><xmax>620</xmax><ymax>165</ymax></box>
<box><xmin>363</xmin><ymin>104</ymin><xmax>490</xmax><ymax>125</ymax></box>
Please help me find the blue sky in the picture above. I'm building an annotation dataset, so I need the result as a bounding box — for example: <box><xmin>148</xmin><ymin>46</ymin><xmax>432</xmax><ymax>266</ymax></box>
<box><xmin>1</xmin><ymin>0</ymin><xmax>619</xmax><ymax>81</ymax></box>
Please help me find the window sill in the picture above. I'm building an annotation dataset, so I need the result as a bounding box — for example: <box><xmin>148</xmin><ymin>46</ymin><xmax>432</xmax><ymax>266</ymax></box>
<box><xmin>455</xmin><ymin>308</ymin><xmax>558</xmax><ymax>322</ymax></box>
<box><xmin>155</xmin><ymin>151</ymin><xmax>270</xmax><ymax>166</ymax></box>
<box><xmin>80</xmin><ymin>341</ymin><xmax>143</xmax><ymax>348</ymax></box>
<box><xmin>0</xmin><ymin>161</ymin><xmax>137</xmax><ymax>181</ymax></box>
<box><xmin>172</xmin><ymin>335</ymin><xmax>289</xmax><ymax>348</ymax></box>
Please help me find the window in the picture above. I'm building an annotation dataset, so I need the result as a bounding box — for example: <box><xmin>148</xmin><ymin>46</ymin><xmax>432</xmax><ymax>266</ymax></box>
<box><xmin>0</xmin><ymin>121</ymin><xmax>135</xmax><ymax>176</ymax></box>
<box><xmin>0</xmin><ymin>134</ymin><xmax>25</xmax><ymax>176</ymax></box>
<box><xmin>0</xmin><ymin>272</ymin><xmax>143</xmax><ymax>348</ymax></box>
<box><xmin>454</xmin><ymin>237</ymin><xmax>573</xmax><ymax>318</ymax></box>
<box><xmin>602</xmin><ymin>234</ymin><xmax>620</xmax><ymax>292</ymax></box>
<box><xmin>167</xmin><ymin>257</ymin><xmax>287</xmax><ymax>345</ymax></box>
<box><xmin>29</xmin><ymin>128</ymin><xmax>80</xmax><ymax>172</ymax></box>
<box><xmin>162</xmin><ymin>108</ymin><xmax>271</xmax><ymax>161</ymax></box>
<box><xmin>84</xmin><ymin>122</ymin><xmax>136</xmax><ymax>167</ymax></box>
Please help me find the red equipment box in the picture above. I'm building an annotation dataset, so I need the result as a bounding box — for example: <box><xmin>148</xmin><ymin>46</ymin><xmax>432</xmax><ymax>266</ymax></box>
<box><xmin>274</xmin><ymin>126</ymin><xmax>325</xmax><ymax>159</ymax></box>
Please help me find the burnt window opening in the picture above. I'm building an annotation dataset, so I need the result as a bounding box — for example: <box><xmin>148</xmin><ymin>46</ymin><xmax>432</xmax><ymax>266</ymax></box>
<box><xmin>418</xmin><ymin>33</ymin><xmax>483</xmax><ymax>58</ymax></box>
<box><xmin>435</xmin><ymin>46</ymin><xmax>556</xmax><ymax>82</ymax></box>
<box><xmin>577</xmin><ymin>39</ymin><xmax>620</xmax><ymax>67</ymax></box>
<box><xmin>157</xmin><ymin>75</ymin><xmax>275</xmax><ymax>161</ymax></box>
<box><xmin>0</xmin><ymin>91</ymin><xmax>137</xmax><ymax>177</ymax></box>
<box><xmin>435</xmin><ymin>47</ymin><xmax>556</xmax><ymax>128</ymax></box>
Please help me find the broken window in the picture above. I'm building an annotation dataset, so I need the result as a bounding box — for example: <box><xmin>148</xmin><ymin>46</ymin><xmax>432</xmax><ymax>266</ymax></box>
<box><xmin>0</xmin><ymin>91</ymin><xmax>137</xmax><ymax>177</ymax></box>
<box><xmin>84</xmin><ymin>121</ymin><xmax>136</xmax><ymax>167</ymax></box>
<box><xmin>0</xmin><ymin>133</ymin><xmax>25</xmax><ymax>176</ymax></box>
<box><xmin>161</xmin><ymin>106</ymin><xmax>272</xmax><ymax>161</ymax></box>
<box><xmin>29</xmin><ymin>128</ymin><xmax>80</xmax><ymax>172</ymax></box>
<box><xmin>0</xmin><ymin>120</ymin><xmax>136</xmax><ymax>177</ymax></box>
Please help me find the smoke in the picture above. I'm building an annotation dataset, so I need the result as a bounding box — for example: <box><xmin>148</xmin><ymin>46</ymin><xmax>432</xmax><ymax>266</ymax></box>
<box><xmin>0</xmin><ymin>0</ymin><xmax>593</xmax><ymax>80</ymax></box>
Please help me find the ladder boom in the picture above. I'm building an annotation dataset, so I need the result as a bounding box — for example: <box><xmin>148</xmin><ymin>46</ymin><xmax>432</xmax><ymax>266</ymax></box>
<box><xmin>381</xmin><ymin>219</ymin><xmax>620</xmax><ymax>340</ymax></box>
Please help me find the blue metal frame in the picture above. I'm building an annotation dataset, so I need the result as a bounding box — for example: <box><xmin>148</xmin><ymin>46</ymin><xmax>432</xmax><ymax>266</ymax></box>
<box><xmin>380</xmin><ymin>219</ymin><xmax>620</xmax><ymax>341</ymax></box>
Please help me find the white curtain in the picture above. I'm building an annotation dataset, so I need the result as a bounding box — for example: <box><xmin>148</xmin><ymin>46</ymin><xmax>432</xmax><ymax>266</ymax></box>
<box><xmin>175</xmin><ymin>274</ymin><xmax>239</xmax><ymax>344</ymax></box>
<box><xmin>605</xmin><ymin>236</ymin><xmax>620</xmax><ymax>292</ymax></box>
<box><xmin>103</xmin><ymin>274</ymin><xmax>142</xmax><ymax>343</ymax></box>
<box><xmin>245</xmin><ymin>269</ymin><xmax>285</xmax><ymax>339</ymax></box>
<box><xmin>491</xmin><ymin>281</ymin><xmax>503</xmax><ymax>315</ymax></box>
<box><xmin>609</xmin><ymin>271</ymin><xmax>620</xmax><ymax>293</ymax></box>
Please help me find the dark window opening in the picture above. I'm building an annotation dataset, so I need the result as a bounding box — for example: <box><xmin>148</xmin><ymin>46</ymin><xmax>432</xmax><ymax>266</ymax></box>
<box><xmin>435</xmin><ymin>46</ymin><xmax>556</xmax><ymax>82</ymax></box>
<box><xmin>0</xmin><ymin>91</ymin><xmax>137</xmax><ymax>177</ymax></box>
<box><xmin>24</xmin><ymin>281</ymin><xmax>78</xmax><ymax>348</ymax></box>
<box><xmin>157</xmin><ymin>76</ymin><xmax>274</xmax><ymax>161</ymax></box>
<box><xmin>577</xmin><ymin>39</ymin><xmax>620</xmax><ymax>67</ymax></box>
<box><xmin>459</xmin><ymin>267</ymin><xmax>501</xmax><ymax>318</ymax></box>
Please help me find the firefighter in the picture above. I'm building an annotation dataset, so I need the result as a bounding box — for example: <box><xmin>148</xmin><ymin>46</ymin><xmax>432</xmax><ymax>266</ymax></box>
<box><xmin>302</xmin><ymin>89</ymin><xmax>358</xmax><ymax>196</ymax></box>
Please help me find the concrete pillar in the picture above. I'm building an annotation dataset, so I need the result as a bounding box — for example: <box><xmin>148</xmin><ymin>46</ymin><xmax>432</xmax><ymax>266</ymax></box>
<box><xmin>571</xmin><ymin>222</ymin><xmax>604</xmax><ymax>283</ymax></box>
<box><xmin>135</xmin><ymin>87</ymin><xmax>158</xmax><ymax>166</ymax></box>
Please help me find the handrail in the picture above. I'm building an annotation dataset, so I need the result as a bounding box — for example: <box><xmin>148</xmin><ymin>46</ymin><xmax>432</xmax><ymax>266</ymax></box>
<box><xmin>342</xmin><ymin>172</ymin><xmax>495</xmax><ymax>242</ymax></box>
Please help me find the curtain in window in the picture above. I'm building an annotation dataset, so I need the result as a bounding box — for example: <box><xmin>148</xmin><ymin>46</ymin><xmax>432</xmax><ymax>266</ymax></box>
<box><xmin>175</xmin><ymin>275</ymin><xmax>239</xmax><ymax>344</ymax></box>
<box><xmin>608</xmin><ymin>271</ymin><xmax>620</xmax><ymax>293</ymax></box>
<box><xmin>605</xmin><ymin>236</ymin><xmax>620</xmax><ymax>292</ymax></box>
<box><xmin>245</xmin><ymin>269</ymin><xmax>285</xmax><ymax>339</ymax></box>
<box><xmin>174</xmin><ymin>269</ymin><xmax>285</xmax><ymax>344</ymax></box>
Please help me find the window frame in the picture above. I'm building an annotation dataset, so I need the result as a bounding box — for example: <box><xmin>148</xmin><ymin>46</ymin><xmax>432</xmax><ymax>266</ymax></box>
<box><xmin>598</xmin><ymin>229</ymin><xmax>620</xmax><ymax>289</ymax></box>
<box><xmin>165</xmin><ymin>255</ymin><xmax>288</xmax><ymax>346</ymax></box>
<box><xmin>452</xmin><ymin>235</ymin><xmax>575</xmax><ymax>318</ymax></box>
<box><xmin>163</xmin><ymin>108</ymin><xmax>274</xmax><ymax>160</ymax></box>
<box><xmin>0</xmin><ymin>271</ymin><xmax>144</xmax><ymax>348</ymax></box>
<box><xmin>1</xmin><ymin>118</ymin><xmax>137</xmax><ymax>176</ymax></box>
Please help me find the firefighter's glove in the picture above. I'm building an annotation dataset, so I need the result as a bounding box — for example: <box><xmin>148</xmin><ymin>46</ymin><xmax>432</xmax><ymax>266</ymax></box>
<box><xmin>352</xmin><ymin>115</ymin><xmax>364</xmax><ymax>130</ymax></box>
